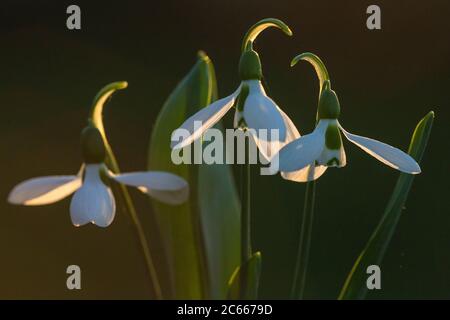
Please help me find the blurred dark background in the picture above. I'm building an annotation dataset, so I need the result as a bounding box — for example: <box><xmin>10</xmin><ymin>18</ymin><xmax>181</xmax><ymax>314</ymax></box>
<box><xmin>0</xmin><ymin>0</ymin><xmax>448</xmax><ymax>299</ymax></box>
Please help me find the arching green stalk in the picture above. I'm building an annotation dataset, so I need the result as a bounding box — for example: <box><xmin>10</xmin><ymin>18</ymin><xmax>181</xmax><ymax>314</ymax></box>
<box><xmin>90</xmin><ymin>82</ymin><xmax>162</xmax><ymax>299</ymax></box>
<box><xmin>290</xmin><ymin>53</ymin><xmax>330</xmax><ymax>299</ymax></box>
<box><xmin>237</xmin><ymin>18</ymin><xmax>292</xmax><ymax>299</ymax></box>
<box><xmin>241</xmin><ymin>18</ymin><xmax>293</xmax><ymax>52</ymax></box>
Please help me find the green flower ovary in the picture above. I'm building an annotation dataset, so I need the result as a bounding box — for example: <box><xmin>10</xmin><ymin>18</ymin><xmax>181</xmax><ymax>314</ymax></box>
<box><xmin>318</xmin><ymin>88</ymin><xmax>341</xmax><ymax>119</ymax></box>
<box><xmin>81</xmin><ymin>126</ymin><xmax>106</xmax><ymax>164</ymax></box>
<box><xmin>239</xmin><ymin>50</ymin><xmax>262</xmax><ymax>80</ymax></box>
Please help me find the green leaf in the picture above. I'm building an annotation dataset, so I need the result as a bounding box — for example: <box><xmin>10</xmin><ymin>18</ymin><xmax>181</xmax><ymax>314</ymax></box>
<box><xmin>338</xmin><ymin>111</ymin><xmax>434</xmax><ymax>300</ymax></box>
<box><xmin>148</xmin><ymin>52</ymin><xmax>240</xmax><ymax>299</ymax></box>
<box><xmin>227</xmin><ymin>252</ymin><xmax>262</xmax><ymax>300</ymax></box>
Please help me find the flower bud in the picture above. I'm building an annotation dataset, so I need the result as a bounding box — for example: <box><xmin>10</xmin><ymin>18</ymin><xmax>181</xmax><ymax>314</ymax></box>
<box><xmin>239</xmin><ymin>50</ymin><xmax>262</xmax><ymax>80</ymax></box>
<box><xmin>81</xmin><ymin>126</ymin><xmax>106</xmax><ymax>164</ymax></box>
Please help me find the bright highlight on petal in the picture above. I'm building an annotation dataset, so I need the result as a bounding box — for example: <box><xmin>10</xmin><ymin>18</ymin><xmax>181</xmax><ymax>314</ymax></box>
<box><xmin>113</xmin><ymin>171</ymin><xmax>189</xmax><ymax>205</ymax></box>
<box><xmin>278</xmin><ymin>120</ymin><xmax>329</xmax><ymax>173</ymax></box>
<box><xmin>339</xmin><ymin>122</ymin><xmax>421</xmax><ymax>174</ymax></box>
<box><xmin>277</xmin><ymin>106</ymin><xmax>328</xmax><ymax>182</ymax></box>
<box><xmin>70</xmin><ymin>164</ymin><xmax>116</xmax><ymax>227</ymax></box>
<box><xmin>243</xmin><ymin>80</ymin><xmax>287</xmax><ymax>145</ymax></box>
<box><xmin>171</xmin><ymin>89</ymin><xmax>240</xmax><ymax>150</ymax></box>
<box><xmin>281</xmin><ymin>164</ymin><xmax>328</xmax><ymax>182</ymax></box>
<box><xmin>8</xmin><ymin>175</ymin><xmax>82</xmax><ymax>206</ymax></box>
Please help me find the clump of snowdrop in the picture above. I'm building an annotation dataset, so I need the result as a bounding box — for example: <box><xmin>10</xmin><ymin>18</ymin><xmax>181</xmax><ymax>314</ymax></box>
<box><xmin>8</xmin><ymin>125</ymin><xmax>189</xmax><ymax>227</ymax></box>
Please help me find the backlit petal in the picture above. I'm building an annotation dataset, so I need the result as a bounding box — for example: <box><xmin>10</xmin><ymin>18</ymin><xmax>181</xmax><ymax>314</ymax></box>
<box><xmin>171</xmin><ymin>88</ymin><xmax>240</xmax><ymax>149</ymax></box>
<box><xmin>8</xmin><ymin>175</ymin><xmax>81</xmax><ymax>206</ymax></box>
<box><xmin>339</xmin><ymin>122</ymin><xmax>421</xmax><ymax>174</ymax></box>
<box><xmin>113</xmin><ymin>171</ymin><xmax>189</xmax><ymax>205</ymax></box>
<box><xmin>278</xmin><ymin>120</ymin><xmax>329</xmax><ymax>172</ymax></box>
<box><xmin>70</xmin><ymin>164</ymin><xmax>116</xmax><ymax>227</ymax></box>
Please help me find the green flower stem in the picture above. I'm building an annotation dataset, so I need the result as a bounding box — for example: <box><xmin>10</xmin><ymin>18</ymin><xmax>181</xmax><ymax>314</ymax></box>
<box><xmin>240</xmin><ymin>135</ymin><xmax>252</xmax><ymax>298</ymax></box>
<box><xmin>289</xmin><ymin>53</ymin><xmax>328</xmax><ymax>300</ymax></box>
<box><xmin>241</xmin><ymin>18</ymin><xmax>292</xmax><ymax>52</ymax></box>
<box><xmin>291</xmin><ymin>53</ymin><xmax>330</xmax><ymax>94</ymax></box>
<box><xmin>90</xmin><ymin>82</ymin><xmax>162</xmax><ymax>299</ymax></box>
<box><xmin>291</xmin><ymin>179</ymin><xmax>317</xmax><ymax>299</ymax></box>
<box><xmin>113</xmin><ymin>167</ymin><xmax>163</xmax><ymax>300</ymax></box>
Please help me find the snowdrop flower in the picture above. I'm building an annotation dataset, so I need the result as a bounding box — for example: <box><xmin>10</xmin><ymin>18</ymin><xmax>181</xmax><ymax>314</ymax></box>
<box><xmin>278</xmin><ymin>79</ymin><xmax>421</xmax><ymax>177</ymax></box>
<box><xmin>171</xmin><ymin>19</ymin><xmax>294</xmax><ymax>161</ymax></box>
<box><xmin>8</xmin><ymin>126</ymin><xmax>189</xmax><ymax>227</ymax></box>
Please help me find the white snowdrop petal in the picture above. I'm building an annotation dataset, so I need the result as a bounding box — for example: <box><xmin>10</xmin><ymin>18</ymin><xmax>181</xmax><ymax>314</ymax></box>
<box><xmin>281</xmin><ymin>164</ymin><xmax>328</xmax><ymax>182</ymax></box>
<box><xmin>146</xmin><ymin>188</ymin><xmax>190</xmax><ymax>205</ymax></box>
<box><xmin>317</xmin><ymin>145</ymin><xmax>347</xmax><ymax>167</ymax></box>
<box><xmin>8</xmin><ymin>175</ymin><xmax>82</xmax><ymax>206</ymax></box>
<box><xmin>113</xmin><ymin>171</ymin><xmax>189</xmax><ymax>205</ymax></box>
<box><xmin>171</xmin><ymin>89</ymin><xmax>240</xmax><ymax>150</ymax></box>
<box><xmin>70</xmin><ymin>164</ymin><xmax>116</xmax><ymax>228</ymax></box>
<box><xmin>339</xmin><ymin>122</ymin><xmax>421</xmax><ymax>174</ymax></box>
<box><xmin>278</xmin><ymin>120</ymin><xmax>330</xmax><ymax>173</ymax></box>
<box><xmin>243</xmin><ymin>81</ymin><xmax>287</xmax><ymax>145</ymax></box>
<box><xmin>256</xmin><ymin>103</ymin><xmax>302</xmax><ymax>162</ymax></box>
<box><xmin>278</xmin><ymin>132</ymin><xmax>325</xmax><ymax>172</ymax></box>
<box><xmin>279</xmin><ymin>105</ymin><xmax>301</xmax><ymax>142</ymax></box>
<box><xmin>247</xmin><ymin>130</ymin><xmax>282</xmax><ymax>163</ymax></box>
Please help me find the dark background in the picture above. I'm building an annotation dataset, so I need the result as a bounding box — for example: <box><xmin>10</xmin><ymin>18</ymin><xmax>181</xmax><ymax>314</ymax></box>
<box><xmin>0</xmin><ymin>0</ymin><xmax>448</xmax><ymax>299</ymax></box>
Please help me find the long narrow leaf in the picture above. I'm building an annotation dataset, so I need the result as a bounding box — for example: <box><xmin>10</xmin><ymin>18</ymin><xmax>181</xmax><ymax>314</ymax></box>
<box><xmin>148</xmin><ymin>52</ymin><xmax>240</xmax><ymax>299</ymax></box>
<box><xmin>339</xmin><ymin>111</ymin><xmax>434</xmax><ymax>300</ymax></box>
<box><xmin>227</xmin><ymin>252</ymin><xmax>262</xmax><ymax>300</ymax></box>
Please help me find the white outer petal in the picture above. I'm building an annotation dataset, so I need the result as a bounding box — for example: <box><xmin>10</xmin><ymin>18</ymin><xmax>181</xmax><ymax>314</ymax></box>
<box><xmin>277</xmin><ymin>105</ymin><xmax>328</xmax><ymax>182</ymax></box>
<box><xmin>171</xmin><ymin>87</ymin><xmax>241</xmax><ymax>150</ymax></box>
<box><xmin>112</xmin><ymin>171</ymin><xmax>189</xmax><ymax>205</ymax></box>
<box><xmin>339</xmin><ymin>122</ymin><xmax>421</xmax><ymax>174</ymax></box>
<box><xmin>317</xmin><ymin>145</ymin><xmax>347</xmax><ymax>167</ymax></box>
<box><xmin>70</xmin><ymin>164</ymin><xmax>116</xmax><ymax>227</ymax></box>
<box><xmin>278</xmin><ymin>120</ymin><xmax>329</xmax><ymax>172</ymax></box>
<box><xmin>281</xmin><ymin>164</ymin><xmax>328</xmax><ymax>182</ymax></box>
<box><xmin>242</xmin><ymin>80</ymin><xmax>287</xmax><ymax>156</ymax></box>
<box><xmin>8</xmin><ymin>175</ymin><xmax>82</xmax><ymax>206</ymax></box>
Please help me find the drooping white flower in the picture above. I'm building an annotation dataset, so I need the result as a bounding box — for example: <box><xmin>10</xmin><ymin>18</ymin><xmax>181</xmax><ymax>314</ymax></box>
<box><xmin>278</xmin><ymin>82</ymin><xmax>421</xmax><ymax>177</ymax></box>
<box><xmin>8</xmin><ymin>127</ymin><xmax>189</xmax><ymax>227</ymax></box>
<box><xmin>171</xmin><ymin>41</ymin><xmax>293</xmax><ymax>162</ymax></box>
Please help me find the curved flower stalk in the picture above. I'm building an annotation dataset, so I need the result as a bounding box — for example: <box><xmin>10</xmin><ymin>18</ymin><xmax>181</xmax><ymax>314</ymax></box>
<box><xmin>171</xmin><ymin>18</ymin><xmax>293</xmax><ymax>161</ymax></box>
<box><xmin>8</xmin><ymin>126</ymin><xmax>189</xmax><ymax>227</ymax></box>
<box><xmin>278</xmin><ymin>53</ymin><xmax>421</xmax><ymax>177</ymax></box>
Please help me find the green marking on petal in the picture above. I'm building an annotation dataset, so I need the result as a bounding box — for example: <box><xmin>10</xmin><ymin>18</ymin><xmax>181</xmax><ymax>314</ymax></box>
<box><xmin>325</xmin><ymin>123</ymin><xmax>342</xmax><ymax>150</ymax></box>
<box><xmin>236</xmin><ymin>84</ymin><xmax>249</xmax><ymax>112</ymax></box>
<box><xmin>327</xmin><ymin>158</ymin><xmax>339</xmax><ymax>166</ymax></box>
